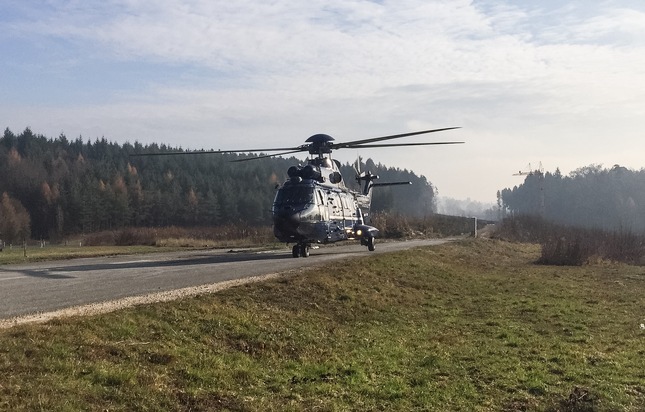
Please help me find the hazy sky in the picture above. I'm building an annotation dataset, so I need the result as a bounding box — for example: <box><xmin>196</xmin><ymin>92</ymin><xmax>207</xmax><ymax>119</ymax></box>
<box><xmin>2</xmin><ymin>1</ymin><xmax>644</xmax><ymax>203</ymax></box>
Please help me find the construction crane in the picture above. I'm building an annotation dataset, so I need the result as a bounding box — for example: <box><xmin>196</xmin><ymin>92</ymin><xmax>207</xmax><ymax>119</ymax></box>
<box><xmin>513</xmin><ymin>162</ymin><xmax>544</xmax><ymax>177</ymax></box>
<box><xmin>513</xmin><ymin>162</ymin><xmax>545</xmax><ymax>216</ymax></box>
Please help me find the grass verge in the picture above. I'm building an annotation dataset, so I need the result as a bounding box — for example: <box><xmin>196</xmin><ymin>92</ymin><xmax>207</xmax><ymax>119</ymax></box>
<box><xmin>1</xmin><ymin>239</ymin><xmax>644</xmax><ymax>411</ymax></box>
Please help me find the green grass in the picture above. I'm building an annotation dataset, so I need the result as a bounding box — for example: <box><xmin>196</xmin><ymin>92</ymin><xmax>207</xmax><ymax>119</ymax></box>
<box><xmin>1</xmin><ymin>239</ymin><xmax>644</xmax><ymax>411</ymax></box>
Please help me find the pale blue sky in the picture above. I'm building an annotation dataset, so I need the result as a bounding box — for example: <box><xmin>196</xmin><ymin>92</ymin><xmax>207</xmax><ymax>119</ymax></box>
<box><xmin>1</xmin><ymin>0</ymin><xmax>644</xmax><ymax>202</ymax></box>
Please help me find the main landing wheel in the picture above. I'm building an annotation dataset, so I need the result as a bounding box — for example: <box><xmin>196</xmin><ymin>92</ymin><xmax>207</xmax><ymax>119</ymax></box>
<box><xmin>292</xmin><ymin>244</ymin><xmax>310</xmax><ymax>258</ymax></box>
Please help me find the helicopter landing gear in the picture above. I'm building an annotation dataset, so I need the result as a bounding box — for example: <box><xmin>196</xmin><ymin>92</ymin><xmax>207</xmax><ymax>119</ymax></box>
<box><xmin>292</xmin><ymin>243</ymin><xmax>310</xmax><ymax>258</ymax></box>
<box><xmin>360</xmin><ymin>235</ymin><xmax>376</xmax><ymax>251</ymax></box>
<box><xmin>367</xmin><ymin>236</ymin><xmax>375</xmax><ymax>252</ymax></box>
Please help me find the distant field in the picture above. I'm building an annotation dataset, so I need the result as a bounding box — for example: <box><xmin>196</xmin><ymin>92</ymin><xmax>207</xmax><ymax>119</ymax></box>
<box><xmin>1</xmin><ymin>239</ymin><xmax>643</xmax><ymax>411</ymax></box>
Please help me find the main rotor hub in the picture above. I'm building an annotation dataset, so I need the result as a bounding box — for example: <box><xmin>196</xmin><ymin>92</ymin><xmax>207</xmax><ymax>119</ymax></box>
<box><xmin>305</xmin><ymin>134</ymin><xmax>334</xmax><ymax>155</ymax></box>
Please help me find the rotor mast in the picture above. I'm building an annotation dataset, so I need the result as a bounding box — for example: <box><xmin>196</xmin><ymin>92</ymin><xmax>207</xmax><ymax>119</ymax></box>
<box><xmin>305</xmin><ymin>133</ymin><xmax>335</xmax><ymax>158</ymax></box>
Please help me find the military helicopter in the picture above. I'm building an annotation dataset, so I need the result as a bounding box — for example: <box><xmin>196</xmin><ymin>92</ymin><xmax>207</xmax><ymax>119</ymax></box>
<box><xmin>138</xmin><ymin>127</ymin><xmax>462</xmax><ymax>257</ymax></box>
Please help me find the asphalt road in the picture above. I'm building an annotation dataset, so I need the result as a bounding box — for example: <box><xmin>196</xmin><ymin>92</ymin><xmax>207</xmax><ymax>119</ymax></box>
<box><xmin>0</xmin><ymin>239</ymin><xmax>449</xmax><ymax>320</ymax></box>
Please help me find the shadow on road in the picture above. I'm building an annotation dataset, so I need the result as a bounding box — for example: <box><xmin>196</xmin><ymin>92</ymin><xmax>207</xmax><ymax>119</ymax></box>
<box><xmin>10</xmin><ymin>251</ymin><xmax>296</xmax><ymax>279</ymax></box>
<box><xmin>7</xmin><ymin>247</ymin><xmax>370</xmax><ymax>279</ymax></box>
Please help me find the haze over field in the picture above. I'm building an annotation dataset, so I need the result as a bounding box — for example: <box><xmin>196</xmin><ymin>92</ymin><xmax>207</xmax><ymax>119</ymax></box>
<box><xmin>2</xmin><ymin>1</ymin><xmax>644</xmax><ymax>202</ymax></box>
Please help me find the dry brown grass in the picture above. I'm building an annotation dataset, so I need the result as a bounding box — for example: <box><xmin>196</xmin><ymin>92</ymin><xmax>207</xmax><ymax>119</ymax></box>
<box><xmin>81</xmin><ymin>225</ymin><xmax>276</xmax><ymax>247</ymax></box>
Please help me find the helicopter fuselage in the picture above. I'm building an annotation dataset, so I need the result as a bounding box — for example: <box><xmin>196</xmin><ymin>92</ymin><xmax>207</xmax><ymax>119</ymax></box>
<box><xmin>271</xmin><ymin>158</ymin><xmax>378</xmax><ymax>256</ymax></box>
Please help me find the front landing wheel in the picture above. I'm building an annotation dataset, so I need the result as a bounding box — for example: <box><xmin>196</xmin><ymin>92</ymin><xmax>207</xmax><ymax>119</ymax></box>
<box><xmin>367</xmin><ymin>236</ymin><xmax>375</xmax><ymax>251</ymax></box>
<box><xmin>292</xmin><ymin>245</ymin><xmax>300</xmax><ymax>258</ymax></box>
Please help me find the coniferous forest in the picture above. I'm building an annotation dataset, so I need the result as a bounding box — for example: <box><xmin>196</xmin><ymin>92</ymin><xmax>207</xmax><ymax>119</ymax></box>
<box><xmin>0</xmin><ymin>127</ymin><xmax>438</xmax><ymax>243</ymax></box>
<box><xmin>500</xmin><ymin>164</ymin><xmax>645</xmax><ymax>233</ymax></box>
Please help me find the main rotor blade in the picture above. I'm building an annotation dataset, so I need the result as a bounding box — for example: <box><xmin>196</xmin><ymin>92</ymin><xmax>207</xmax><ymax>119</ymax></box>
<box><xmin>208</xmin><ymin>146</ymin><xmax>304</xmax><ymax>154</ymax></box>
<box><xmin>230</xmin><ymin>150</ymin><xmax>305</xmax><ymax>162</ymax></box>
<box><xmin>347</xmin><ymin>141</ymin><xmax>465</xmax><ymax>149</ymax></box>
<box><xmin>332</xmin><ymin>127</ymin><xmax>460</xmax><ymax>149</ymax></box>
<box><xmin>129</xmin><ymin>146</ymin><xmax>304</xmax><ymax>157</ymax></box>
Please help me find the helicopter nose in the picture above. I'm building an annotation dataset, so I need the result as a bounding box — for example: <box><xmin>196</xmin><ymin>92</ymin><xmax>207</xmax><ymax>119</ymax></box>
<box><xmin>273</xmin><ymin>208</ymin><xmax>300</xmax><ymax>232</ymax></box>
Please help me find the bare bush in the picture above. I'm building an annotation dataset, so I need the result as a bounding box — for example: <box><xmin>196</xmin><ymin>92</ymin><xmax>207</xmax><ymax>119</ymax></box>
<box><xmin>370</xmin><ymin>213</ymin><xmax>486</xmax><ymax>239</ymax></box>
<box><xmin>81</xmin><ymin>225</ymin><xmax>275</xmax><ymax>247</ymax></box>
<box><xmin>537</xmin><ymin>236</ymin><xmax>589</xmax><ymax>266</ymax></box>
<box><xmin>497</xmin><ymin>215</ymin><xmax>645</xmax><ymax>266</ymax></box>
<box><xmin>602</xmin><ymin>230</ymin><xmax>643</xmax><ymax>264</ymax></box>
<box><xmin>81</xmin><ymin>231</ymin><xmax>117</xmax><ymax>246</ymax></box>
<box><xmin>115</xmin><ymin>228</ymin><xmax>157</xmax><ymax>246</ymax></box>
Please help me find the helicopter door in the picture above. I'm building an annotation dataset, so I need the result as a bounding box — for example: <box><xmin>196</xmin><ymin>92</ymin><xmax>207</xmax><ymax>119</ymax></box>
<box><xmin>326</xmin><ymin>191</ymin><xmax>344</xmax><ymax>241</ymax></box>
<box><xmin>341</xmin><ymin>195</ymin><xmax>351</xmax><ymax>230</ymax></box>
<box><xmin>327</xmin><ymin>192</ymin><xmax>337</xmax><ymax>218</ymax></box>
<box><xmin>317</xmin><ymin>190</ymin><xmax>328</xmax><ymax>221</ymax></box>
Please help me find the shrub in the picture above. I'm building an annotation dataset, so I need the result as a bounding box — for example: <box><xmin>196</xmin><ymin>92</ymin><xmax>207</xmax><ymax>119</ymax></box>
<box><xmin>497</xmin><ymin>215</ymin><xmax>645</xmax><ymax>266</ymax></box>
<box><xmin>370</xmin><ymin>212</ymin><xmax>486</xmax><ymax>239</ymax></box>
<box><xmin>81</xmin><ymin>225</ymin><xmax>276</xmax><ymax>247</ymax></box>
<box><xmin>115</xmin><ymin>228</ymin><xmax>157</xmax><ymax>246</ymax></box>
<box><xmin>537</xmin><ymin>236</ymin><xmax>588</xmax><ymax>266</ymax></box>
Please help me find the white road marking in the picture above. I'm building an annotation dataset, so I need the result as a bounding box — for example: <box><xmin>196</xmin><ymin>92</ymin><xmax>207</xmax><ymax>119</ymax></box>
<box><xmin>0</xmin><ymin>276</ymin><xmax>26</xmax><ymax>282</ymax></box>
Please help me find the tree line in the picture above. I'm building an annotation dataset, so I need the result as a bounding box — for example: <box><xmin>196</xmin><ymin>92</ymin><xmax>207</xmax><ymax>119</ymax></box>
<box><xmin>499</xmin><ymin>164</ymin><xmax>645</xmax><ymax>233</ymax></box>
<box><xmin>0</xmin><ymin>127</ymin><xmax>438</xmax><ymax>243</ymax></box>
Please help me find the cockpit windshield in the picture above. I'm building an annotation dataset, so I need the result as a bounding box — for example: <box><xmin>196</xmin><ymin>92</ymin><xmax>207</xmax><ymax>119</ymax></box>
<box><xmin>274</xmin><ymin>185</ymin><xmax>315</xmax><ymax>205</ymax></box>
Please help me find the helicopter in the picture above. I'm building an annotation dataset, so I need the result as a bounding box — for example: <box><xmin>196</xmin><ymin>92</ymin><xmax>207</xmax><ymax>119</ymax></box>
<box><xmin>136</xmin><ymin>127</ymin><xmax>462</xmax><ymax>257</ymax></box>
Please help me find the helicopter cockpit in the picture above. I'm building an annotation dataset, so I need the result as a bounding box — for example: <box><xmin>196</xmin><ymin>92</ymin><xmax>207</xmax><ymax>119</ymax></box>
<box><xmin>273</xmin><ymin>185</ymin><xmax>314</xmax><ymax>206</ymax></box>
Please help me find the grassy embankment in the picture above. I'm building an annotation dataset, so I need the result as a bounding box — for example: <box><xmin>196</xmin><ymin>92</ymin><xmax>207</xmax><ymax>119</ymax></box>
<box><xmin>1</xmin><ymin>239</ymin><xmax>643</xmax><ymax>411</ymax></box>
